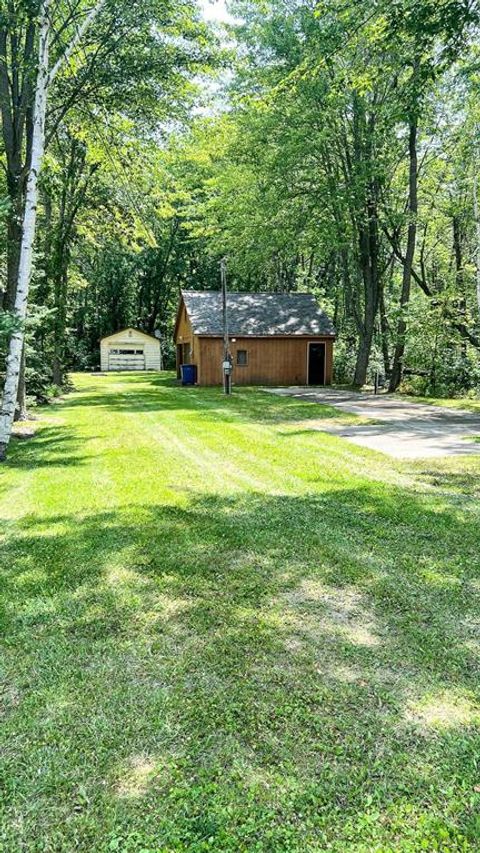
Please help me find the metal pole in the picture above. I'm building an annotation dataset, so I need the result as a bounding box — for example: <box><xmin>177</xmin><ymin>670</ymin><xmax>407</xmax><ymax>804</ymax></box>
<box><xmin>221</xmin><ymin>257</ymin><xmax>232</xmax><ymax>394</ymax></box>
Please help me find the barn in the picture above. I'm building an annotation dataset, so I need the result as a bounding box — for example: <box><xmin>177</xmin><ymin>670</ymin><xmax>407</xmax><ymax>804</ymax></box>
<box><xmin>174</xmin><ymin>290</ymin><xmax>335</xmax><ymax>386</ymax></box>
<box><xmin>100</xmin><ymin>328</ymin><xmax>162</xmax><ymax>372</ymax></box>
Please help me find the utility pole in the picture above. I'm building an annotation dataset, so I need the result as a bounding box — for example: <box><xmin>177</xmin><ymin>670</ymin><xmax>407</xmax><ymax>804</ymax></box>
<box><xmin>221</xmin><ymin>257</ymin><xmax>232</xmax><ymax>394</ymax></box>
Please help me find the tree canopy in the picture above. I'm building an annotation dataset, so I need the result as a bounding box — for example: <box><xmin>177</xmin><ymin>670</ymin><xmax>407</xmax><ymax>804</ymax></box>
<box><xmin>1</xmin><ymin>0</ymin><xmax>480</xmax><ymax>431</ymax></box>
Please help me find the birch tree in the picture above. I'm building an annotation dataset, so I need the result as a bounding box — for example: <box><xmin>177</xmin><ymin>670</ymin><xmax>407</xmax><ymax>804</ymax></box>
<box><xmin>0</xmin><ymin>0</ymin><xmax>106</xmax><ymax>460</ymax></box>
<box><xmin>473</xmin><ymin>134</ymin><xmax>480</xmax><ymax>321</ymax></box>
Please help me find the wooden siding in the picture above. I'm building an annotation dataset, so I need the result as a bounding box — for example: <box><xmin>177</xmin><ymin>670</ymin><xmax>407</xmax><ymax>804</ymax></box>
<box><xmin>197</xmin><ymin>336</ymin><xmax>334</xmax><ymax>386</ymax></box>
<box><xmin>100</xmin><ymin>329</ymin><xmax>161</xmax><ymax>371</ymax></box>
<box><xmin>175</xmin><ymin>305</ymin><xmax>202</xmax><ymax>378</ymax></box>
<box><xmin>175</xmin><ymin>305</ymin><xmax>198</xmax><ymax>361</ymax></box>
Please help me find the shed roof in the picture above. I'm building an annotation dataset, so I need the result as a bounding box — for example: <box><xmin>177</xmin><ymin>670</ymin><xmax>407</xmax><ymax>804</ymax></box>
<box><xmin>100</xmin><ymin>328</ymin><xmax>160</xmax><ymax>344</ymax></box>
<box><xmin>180</xmin><ymin>291</ymin><xmax>335</xmax><ymax>337</ymax></box>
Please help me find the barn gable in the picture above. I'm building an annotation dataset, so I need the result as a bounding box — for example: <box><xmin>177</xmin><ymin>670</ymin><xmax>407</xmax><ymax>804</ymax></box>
<box><xmin>101</xmin><ymin>328</ymin><xmax>159</xmax><ymax>344</ymax></box>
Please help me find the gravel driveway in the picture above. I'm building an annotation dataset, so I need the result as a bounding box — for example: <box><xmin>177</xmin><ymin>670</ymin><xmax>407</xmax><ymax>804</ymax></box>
<box><xmin>267</xmin><ymin>388</ymin><xmax>480</xmax><ymax>458</ymax></box>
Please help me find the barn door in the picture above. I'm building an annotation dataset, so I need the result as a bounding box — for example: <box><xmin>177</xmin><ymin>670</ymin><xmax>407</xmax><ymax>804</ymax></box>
<box><xmin>108</xmin><ymin>348</ymin><xmax>145</xmax><ymax>371</ymax></box>
<box><xmin>308</xmin><ymin>343</ymin><xmax>326</xmax><ymax>385</ymax></box>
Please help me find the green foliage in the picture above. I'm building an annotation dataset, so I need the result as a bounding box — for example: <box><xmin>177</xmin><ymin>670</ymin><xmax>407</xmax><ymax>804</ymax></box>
<box><xmin>172</xmin><ymin>0</ymin><xmax>480</xmax><ymax>390</ymax></box>
<box><xmin>0</xmin><ymin>309</ymin><xmax>16</xmax><ymax>344</ymax></box>
<box><xmin>3</xmin><ymin>0</ymin><xmax>480</xmax><ymax>399</ymax></box>
<box><xmin>0</xmin><ymin>0</ymin><xmax>217</xmax><ymax>395</ymax></box>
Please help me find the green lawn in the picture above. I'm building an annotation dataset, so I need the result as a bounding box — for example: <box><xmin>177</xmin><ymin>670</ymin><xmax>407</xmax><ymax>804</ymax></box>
<box><xmin>398</xmin><ymin>394</ymin><xmax>480</xmax><ymax>413</ymax></box>
<box><xmin>1</xmin><ymin>373</ymin><xmax>480</xmax><ymax>852</ymax></box>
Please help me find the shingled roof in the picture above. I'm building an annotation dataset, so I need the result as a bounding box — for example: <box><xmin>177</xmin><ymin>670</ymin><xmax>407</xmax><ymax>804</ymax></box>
<box><xmin>180</xmin><ymin>291</ymin><xmax>335</xmax><ymax>337</ymax></box>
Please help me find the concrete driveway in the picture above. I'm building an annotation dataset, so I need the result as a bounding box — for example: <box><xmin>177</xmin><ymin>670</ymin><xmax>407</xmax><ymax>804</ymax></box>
<box><xmin>267</xmin><ymin>388</ymin><xmax>480</xmax><ymax>459</ymax></box>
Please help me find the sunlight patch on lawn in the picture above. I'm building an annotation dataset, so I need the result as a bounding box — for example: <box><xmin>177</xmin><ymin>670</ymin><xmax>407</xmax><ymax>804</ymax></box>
<box><xmin>458</xmin><ymin>615</ymin><xmax>480</xmax><ymax>657</ymax></box>
<box><xmin>136</xmin><ymin>594</ymin><xmax>194</xmax><ymax>629</ymax></box>
<box><xmin>103</xmin><ymin>567</ymin><xmax>194</xmax><ymax>630</ymax></box>
<box><xmin>236</xmin><ymin>761</ymin><xmax>284</xmax><ymax>794</ymax></box>
<box><xmin>18</xmin><ymin>596</ymin><xmax>56</xmax><ymax>620</ymax></box>
<box><xmin>420</xmin><ymin>569</ymin><xmax>462</xmax><ymax>590</ymax></box>
<box><xmin>12</xmin><ymin>567</ymin><xmax>48</xmax><ymax>590</ymax></box>
<box><xmin>341</xmin><ymin>622</ymin><xmax>380</xmax><ymax>648</ymax></box>
<box><xmin>105</xmin><ymin>565</ymin><xmax>144</xmax><ymax>586</ymax></box>
<box><xmin>276</xmin><ymin>580</ymin><xmax>381</xmax><ymax>649</ymax></box>
<box><xmin>0</xmin><ymin>682</ymin><xmax>20</xmax><ymax>717</ymax></box>
<box><xmin>315</xmin><ymin>662</ymin><xmax>363</xmax><ymax>683</ymax></box>
<box><xmin>405</xmin><ymin>690</ymin><xmax>480</xmax><ymax>731</ymax></box>
<box><xmin>115</xmin><ymin>754</ymin><xmax>158</xmax><ymax>798</ymax></box>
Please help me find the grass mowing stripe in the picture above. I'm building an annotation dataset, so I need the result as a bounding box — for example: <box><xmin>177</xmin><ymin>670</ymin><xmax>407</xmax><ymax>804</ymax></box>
<box><xmin>1</xmin><ymin>372</ymin><xmax>480</xmax><ymax>853</ymax></box>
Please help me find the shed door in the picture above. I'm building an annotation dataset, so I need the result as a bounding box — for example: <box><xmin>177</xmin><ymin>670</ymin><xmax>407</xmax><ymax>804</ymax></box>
<box><xmin>308</xmin><ymin>342</ymin><xmax>326</xmax><ymax>385</ymax></box>
<box><xmin>108</xmin><ymin>347</ymin><xmax>145</xmax><ymax>371</ymax></box>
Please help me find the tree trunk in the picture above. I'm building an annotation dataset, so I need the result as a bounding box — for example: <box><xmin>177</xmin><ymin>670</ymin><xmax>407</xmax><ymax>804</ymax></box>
<box><xmin>0</xmin><ymin>1</ymin><xmax>50</xmax><ymax>460</ymax></box>
<box><xmin>48</xmin><ymin>140</ymin><xmax>93</xmax><ymax>385</ymax></box>
<box><xmin>14</xmin><ymin>346</ymin><xmax>28</xmax><ymax>422</ymax></box>
<box><xmin>0</xmin><ymin>21</ymin><xmax>35</xmax><ymax>310</ymax></box>
<box><xmin>452</xmin><ymin>213</ymin><xmax>469</xmax><ymax>386</ymax></box>
<box><xmin>52</xmin><ymin>265</ymin><xmax>68</xmax><ymax>387</ymax></box>
<box><xmin>379</xmin><ymin>287</ymin><xmax>391</xmax><ymax>376</ymax></box>
<box><xmin>353</xmin><ymin>200</ymin><xmax>380</xmax><ymax>386</ymax></box>
<box><xmin>473</xmin><ymin>162</ymin><xmax>480</xmax><ymax>320</ymax></box>
<box><xmin>0</xmin><ymin>0</ymin><xmax>106</xmax><ymax>459</ymax></box>
<box><xmin>351</xmin><ymin>95</ymin><xmax>381</xmax><ymax>387</ymax></box>
<box><xmin>354</xmin><ymin>329</ymin><xmax>375</xmax><ymax>387</ymax></box>
<box><xmin>389</xmin><ymin>118</ymin><xmax>418</xmax><ymax>392</ymax></box>
<box><xmin>4</xmin><ymin>189</ymin><xmax>24</xmax><ymax>310</ymax></box>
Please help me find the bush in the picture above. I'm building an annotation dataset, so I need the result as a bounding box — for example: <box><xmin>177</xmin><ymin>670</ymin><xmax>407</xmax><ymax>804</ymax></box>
<box><xmin>399</xmin><ymin>376</ymin><xmax>429</xmax><ymax>396</ymax></box>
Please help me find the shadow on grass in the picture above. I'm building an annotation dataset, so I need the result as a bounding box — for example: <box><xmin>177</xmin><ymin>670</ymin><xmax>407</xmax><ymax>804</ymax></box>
<box><xmin>419</xmin><ymin>468</ymin><xmax>480</xmax><ymax>497</ymax></box>
<box><xmin>6</xmin><ymin>425</ymin><xmax>97</xmax><ymax>472</ymax></box>
<box><xmin>62</xmin><ymin>372</ymin><xmax>356</xmax><ymax>427</ymax></box>
<box><xmin>1</xmin><ymin>479</ymin><xmax>480</xmax><ymax>849</ymax></box>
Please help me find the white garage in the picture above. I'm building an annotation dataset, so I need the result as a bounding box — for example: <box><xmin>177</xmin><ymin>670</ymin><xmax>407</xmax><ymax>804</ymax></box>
<box><xmin>100</xmin><ymin>328</ymin><xmax>162</xmax><ymax>372</ymax></box>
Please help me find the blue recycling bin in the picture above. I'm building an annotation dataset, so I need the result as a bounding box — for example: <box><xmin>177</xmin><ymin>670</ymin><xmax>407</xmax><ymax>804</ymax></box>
<box><xmin>181</xmin><ymin>364</ymin><xmax>197</xmax><ymax>386</ymax></box>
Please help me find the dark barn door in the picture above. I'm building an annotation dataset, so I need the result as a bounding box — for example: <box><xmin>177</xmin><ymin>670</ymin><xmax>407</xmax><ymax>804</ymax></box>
<box><xmin>308</xmin><ymin>343</ymin><xmax>326</xmax><ymax>385</ymax></box>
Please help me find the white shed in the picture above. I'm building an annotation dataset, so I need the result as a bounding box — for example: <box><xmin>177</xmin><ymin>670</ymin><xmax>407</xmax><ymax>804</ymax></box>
<box><xmin>100</xmin><ymin>328</ymin><xmax>162</xmax><ymax>372</ymax></box>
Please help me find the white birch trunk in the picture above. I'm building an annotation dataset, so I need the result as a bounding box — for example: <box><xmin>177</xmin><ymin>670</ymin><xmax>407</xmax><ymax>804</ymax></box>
<box><xmin>0</xmin><ymin>0</ymin><xmax>107</xmax><ymax>460</ymax></box>
<box><xmin>0</xmin><ymin>0</ymin><xmax>50</xmax><ymax>460</ymax></box>
<box><xmin>473</xmin><ymin>169</ymin><xmax>480</xmax><ymax>320</ymax></box>
<box><xmin>48</xmin><ymin>0</ymin><xmax>107</xmax><ymax>85</ymax></box>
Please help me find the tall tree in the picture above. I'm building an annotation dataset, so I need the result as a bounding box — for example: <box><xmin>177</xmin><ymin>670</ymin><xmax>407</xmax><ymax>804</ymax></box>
<box><xmin>389</xmin><ymin>116</ymin><xmax>418</xmax><ymax>391</ymax></box>
<box><xmin>0</xmin><ymin>0</ymin><xmax>106</xmax><ymax>460</ymax></box>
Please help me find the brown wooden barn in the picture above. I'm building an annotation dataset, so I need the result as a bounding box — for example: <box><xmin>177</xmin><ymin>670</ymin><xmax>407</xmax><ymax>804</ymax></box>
<box><xmin>174</xmin><ymin>290</ymin><xmax>336</xmax><ymax>386</ymax></box>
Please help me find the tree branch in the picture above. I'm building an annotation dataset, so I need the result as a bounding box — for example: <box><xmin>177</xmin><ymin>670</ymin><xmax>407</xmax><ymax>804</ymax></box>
<box><xmin>48</xmin><ymin>0</ymin><xmax>107</xmax><ymax>85</ymax></box>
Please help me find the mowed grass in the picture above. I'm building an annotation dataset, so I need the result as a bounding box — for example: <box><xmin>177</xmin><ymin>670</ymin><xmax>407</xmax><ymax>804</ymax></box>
<box><xmin>399</xmin><ymin>394</ymin><xmax>480</xmax><ymax>413</ymax></box>
<box><xmin>1</xmin><ymin>373</ymin><xmax>480</xmax><ymax>852</ymax></box>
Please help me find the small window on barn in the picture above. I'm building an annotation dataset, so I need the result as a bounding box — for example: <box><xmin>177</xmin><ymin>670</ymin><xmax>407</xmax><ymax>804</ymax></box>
<box><xmin>237</xmin><ymin>350</ymin><xmax>248</xmax><ymax>366</ymax></box>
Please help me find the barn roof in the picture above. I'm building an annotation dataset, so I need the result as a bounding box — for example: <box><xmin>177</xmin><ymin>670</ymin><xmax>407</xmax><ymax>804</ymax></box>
<box><xmin>100</xmin><ymin>328</ymin><xmax>160</xmax><ymax>344</ymax></box>
<box><xmin>180</xmin><ymin>291</ymin><xmax>335</xmax><ymax>337</ymax></box>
